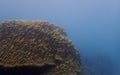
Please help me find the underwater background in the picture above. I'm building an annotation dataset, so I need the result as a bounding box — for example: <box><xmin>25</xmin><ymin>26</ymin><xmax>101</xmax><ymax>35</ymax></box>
<box><xmin>0</xmin><ymin>0</ymin><xmax>119</xmax><ymax>75</ymax></box>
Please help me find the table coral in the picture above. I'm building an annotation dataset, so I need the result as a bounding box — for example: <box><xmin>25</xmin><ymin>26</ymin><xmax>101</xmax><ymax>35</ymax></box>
<box><xmin>0</xmin><ymin>20</ymin><xmax>83</xmax><ymax>75</ymax></box>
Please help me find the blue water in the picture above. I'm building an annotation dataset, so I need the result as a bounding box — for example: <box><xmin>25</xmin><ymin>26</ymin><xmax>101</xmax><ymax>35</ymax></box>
<box><xmin>0</xmin><ymin>0</ymin><xmax>120</xmax><ymax>75</ymax></box>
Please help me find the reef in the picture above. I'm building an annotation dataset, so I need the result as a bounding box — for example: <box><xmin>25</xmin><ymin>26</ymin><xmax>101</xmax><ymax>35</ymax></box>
<box><xmin>0</xmin><ymin>20</ymin><xmax>82</xmax><ymax>75</ymax></box>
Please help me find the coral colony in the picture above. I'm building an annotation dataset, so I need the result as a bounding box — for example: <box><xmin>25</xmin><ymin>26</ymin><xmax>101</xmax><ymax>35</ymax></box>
<box><xmin>0</xmin><ymin>20</ymin><xmax>82</xmax><ymax>75</ymax></box>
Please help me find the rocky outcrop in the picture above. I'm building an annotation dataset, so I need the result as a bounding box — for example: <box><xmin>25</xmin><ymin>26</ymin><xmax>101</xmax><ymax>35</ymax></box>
<box><xmin>0</xmin><ymin>20</ymin><xmax>82</xmax><ymax>75</ymax></box>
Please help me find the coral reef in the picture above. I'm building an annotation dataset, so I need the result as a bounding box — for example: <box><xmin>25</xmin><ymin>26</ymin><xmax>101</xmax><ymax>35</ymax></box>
<box><xmin>0</xmin><ymin>20</ymin><xmax>82</xmax><ymax>75</ymax></box>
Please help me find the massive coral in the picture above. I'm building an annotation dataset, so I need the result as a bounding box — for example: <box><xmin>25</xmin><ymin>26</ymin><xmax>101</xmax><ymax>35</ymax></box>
<box><xmin>0</xmin><ymin>20</ymin><xmax>82</xmax><ymax>75</ymax></box>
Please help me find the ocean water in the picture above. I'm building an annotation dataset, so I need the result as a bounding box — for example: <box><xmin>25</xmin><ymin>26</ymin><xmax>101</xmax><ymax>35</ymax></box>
<box><xmin>0</xmin><ymin>0</ymin><xmax>120</xmax><ymax>75</ymax></box>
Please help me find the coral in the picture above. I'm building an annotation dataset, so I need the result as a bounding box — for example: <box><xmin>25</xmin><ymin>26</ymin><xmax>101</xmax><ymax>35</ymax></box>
<box><xmin>0</xmin><ymin>20</ymin><xmax>82</xmax><ymax>75</ymax></box>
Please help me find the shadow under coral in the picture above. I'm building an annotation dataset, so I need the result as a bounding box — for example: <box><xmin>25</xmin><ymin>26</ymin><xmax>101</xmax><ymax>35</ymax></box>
<box><xmin>0</xmin><ymin>65</ymin><xmax>55</xmax><ymax>75</ymax></box>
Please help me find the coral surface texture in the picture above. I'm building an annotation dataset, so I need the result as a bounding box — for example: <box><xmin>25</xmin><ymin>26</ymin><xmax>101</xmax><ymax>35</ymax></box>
<box><xmin>0</xmin><ymin>20</ymin><xmax>82</xmax><ymax>75</ymax></box>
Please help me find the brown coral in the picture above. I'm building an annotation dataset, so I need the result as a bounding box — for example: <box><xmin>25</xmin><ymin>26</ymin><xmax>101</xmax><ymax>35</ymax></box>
<box><xmin>0</xmin><ymin>20</ymin><xmax>82</xmax><ymax>75</ymax></box>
